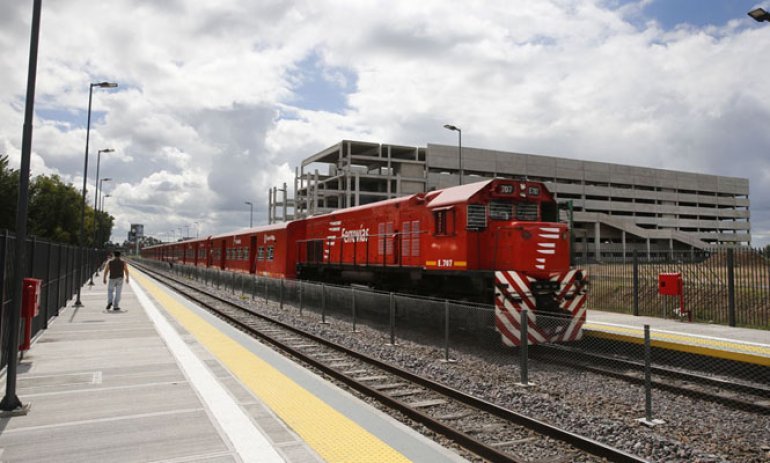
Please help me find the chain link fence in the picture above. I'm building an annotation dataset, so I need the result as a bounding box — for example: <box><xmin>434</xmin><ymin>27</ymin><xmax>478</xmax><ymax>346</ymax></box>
<box><xmin>144</xmin><ymin>259</ymin><xmax>769</xmax><ymax>420</ymax></box>
<box><xmin>579</xmin><ymin>246</ymin><xmax>770</xmax><ymax>329</ymax></box>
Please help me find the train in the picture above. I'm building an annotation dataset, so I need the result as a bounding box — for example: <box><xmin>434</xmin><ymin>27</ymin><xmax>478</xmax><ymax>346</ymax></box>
<box><xmin>141</xmin><ymin>178</ymin><xmax>587</xmax><ymax>346</ymax></box>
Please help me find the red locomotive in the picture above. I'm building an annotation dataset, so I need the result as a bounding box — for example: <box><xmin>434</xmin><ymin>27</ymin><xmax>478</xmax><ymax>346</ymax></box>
<box><xmin>141</xmin><ymin>179</ymin><xmax>587</xmax><ymax>346</ymax></box>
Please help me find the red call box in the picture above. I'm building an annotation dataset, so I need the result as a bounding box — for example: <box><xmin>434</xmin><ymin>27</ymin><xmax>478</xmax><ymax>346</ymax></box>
<box><xmin>658</xmin><ymin>273</ymin><xmax>683</xmax><ymax>296</ymax></box>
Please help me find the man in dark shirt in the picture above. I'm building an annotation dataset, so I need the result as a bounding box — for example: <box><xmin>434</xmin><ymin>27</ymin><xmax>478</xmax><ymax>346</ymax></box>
<box><xmin>103</xmin><ymin>251</ymin><xmax>129</xmax><ymax>311</ymax></box>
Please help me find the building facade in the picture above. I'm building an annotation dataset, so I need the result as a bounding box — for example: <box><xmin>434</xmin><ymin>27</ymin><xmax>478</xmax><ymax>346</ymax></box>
<box><xmin>270</xmin><ymin>140</ymin><xmax>750</xmax><ymax>255</ymax></box>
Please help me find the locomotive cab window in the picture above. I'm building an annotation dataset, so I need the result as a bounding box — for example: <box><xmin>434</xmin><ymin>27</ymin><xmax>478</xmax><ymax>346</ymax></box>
<box><xmin>541</xmin><ymin>201</ymin><xmax>558</xmax><ymax>222</ymax></box>
<box><xmin>267</xmin><ymin>246</ymin><xmax>274</xmax><ymax>261</ymax></box>
<box><xmin>467</xmin><ymin>204</ymin><xmax>487</xmax><ymax>230</ymax></box>
<box><xmin>433</xmin><ymin>207</ymin><xmax>455</xmax><ymax>236</ymax></box>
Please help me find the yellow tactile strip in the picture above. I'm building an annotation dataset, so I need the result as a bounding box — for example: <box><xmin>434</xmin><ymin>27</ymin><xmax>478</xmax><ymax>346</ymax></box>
<box><xmin>584</xmin><ymin>323</ymin><xmax>770</xmax><ymax>367</ymax></box>
<box><xmin>133</xmin><ymin>272</ymin><xmax>411</xmax><ymax>463</ymax></box>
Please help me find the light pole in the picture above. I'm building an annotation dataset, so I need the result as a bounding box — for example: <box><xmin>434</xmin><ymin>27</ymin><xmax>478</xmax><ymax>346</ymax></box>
<box><xmin>443</xmin><ymin>124</ymin><xmax>463</xmax><ymax>185</ymax></box>
<box><xmin>92</xmin><ymin>148</ymin><xmax>113</xmax><ymax>246</ymax></box>
<box><xmin>194</xmin><ymin>221</ymin><xmax>200</xmax><ymax>238</ymax></box>
<box><xmin>98</xmin><ymin>189</ymin><xmax>112</xmax><ymax>246</ymax></box>
<box><xmin>749</xmin><ymin>8</ymin><xmax>770</xmax><ymax>22</ymax></box>
<box><xmin>89</xmin><ymin>148</ymin><xmax>112</xmax><ymax>284</ymax></box>
<box><xmin>245</xmin><ymin>201</ymin><xmax>253</xmax><ymax>227</ymax></box>
<box><xmin>1</xmin><ymin>0</ymin><xmax>41</xmax><ymax>413</ymax></box>
<box><xmin>75</xmin><ymin>81</ymin><xmax>117</xmax><ymax>308</ymax></box>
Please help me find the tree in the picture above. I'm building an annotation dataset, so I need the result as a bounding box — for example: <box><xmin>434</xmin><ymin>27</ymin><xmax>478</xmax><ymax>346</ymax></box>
<box><xmin>28</xmin><ymin>175</ymin><xmax>84</xmax><ymax>244</ymax></box>
<box><xmin>0</xmin><ymin>155</ymin><xmax>19</xmax><ymax>231</ymax></box>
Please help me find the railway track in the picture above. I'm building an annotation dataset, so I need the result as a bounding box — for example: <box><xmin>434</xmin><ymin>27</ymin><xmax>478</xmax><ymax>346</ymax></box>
<box><xmin>533</xmin><ymin>344</ymin><xmax>770</xmax><ymax>414</ymax></box>
<box><xmin>136</xmin><ymin>263</ymin><xmax>645</xmax><ymax>463</ymax></box>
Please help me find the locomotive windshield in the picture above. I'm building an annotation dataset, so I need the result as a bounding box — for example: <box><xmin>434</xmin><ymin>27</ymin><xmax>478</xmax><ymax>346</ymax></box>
<box><xmin>488</xmin><ymin>200</ymin><xmax>539</xmax><ymax>221</ymax></box>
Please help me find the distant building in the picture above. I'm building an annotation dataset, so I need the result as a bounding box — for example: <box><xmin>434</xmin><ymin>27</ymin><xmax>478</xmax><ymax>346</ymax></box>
<box><xmin>269</xmin><ymin>140</ymin><xmax>750</xmax><ymax>256</ymax></box>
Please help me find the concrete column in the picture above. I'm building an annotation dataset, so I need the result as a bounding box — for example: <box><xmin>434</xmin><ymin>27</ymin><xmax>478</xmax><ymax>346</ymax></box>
<box><xmin>622</xmin><ymin>231</ymin><xmax>626</xmax><ymax>261</ymax></box>
<box><xmin>355</xmin><ymin>172</ymin><xmax>360</xmax><ymax>206</ymax></box>
<box><xmin>646</xmin><ymin>238</ymin><xmax>651</xmax><ymax>259</ymax></box>
<box><xmin>346</xmin><ymin>171</ymin><xmax>351</xmax><ymax>209</ymax></box>
<box><xmin>594</xmin><ymin>222</ymin><xmax>601</xmax><ymax>261</ymax></box>
<box><xmin>282</xmin><ymin>182</ymin><xmax>287</xmax><ymax>222</ymax></box>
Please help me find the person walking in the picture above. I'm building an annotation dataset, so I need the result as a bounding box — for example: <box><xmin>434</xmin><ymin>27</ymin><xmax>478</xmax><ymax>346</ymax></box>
<box><xmin>103</xmin><ymin>251</ymin><xmax>129</xmax><ymax>311</ymax></box>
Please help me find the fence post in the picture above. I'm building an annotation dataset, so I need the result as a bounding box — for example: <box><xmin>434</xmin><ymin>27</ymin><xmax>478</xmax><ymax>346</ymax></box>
<box><xmin>388</xmin><ymin>292</ymin><xmax>396</xmax><ymax>345</ymax></box>
<box><xmin>727</xmin><ymin>248</ymin><xmax>736</xmax><ymax>327</ymax></box>
<box><xmin>633</xmin><ymin>250</ymin><xmax>639</xmax><ymax>316</ymax></box>
<box><xmin>44</xmin><ymin>241</ymin><xmax>53</xmax><ymax>328</ymax></box>
<box><xmin>320</xmin><ymin>283</ymin><xmax>328</xmax><ymax>324</ymax></box>
<box><xmin>442</xmin><ymin>300</ymin><xmax>455</xmax><ymax>363</ymax></box>
<box><xmin>637</xmin><ymin>324</ymin><xmax>664</xmax><ymax>426</ymax></box>
<box><xmin>299</xmin><ymin>279</ymin><xmax>303</xmax><ymax>316</ymax></box>
<box><xmin>518</xmin><ymin>310</ymin><xmax>529</xmax><ymax>386</ymax></box>
<box><xmin>351</xmin><ymin>286</ymin><xmax>357</xmax><ymax>332</ymax></box>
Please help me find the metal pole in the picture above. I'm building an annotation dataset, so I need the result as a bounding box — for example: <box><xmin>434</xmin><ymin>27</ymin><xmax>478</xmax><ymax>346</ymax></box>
<box><xmin>1</xmin><ymin>0</ymin><xmax>41</xmax><ymax>413</ymax></box>
<box><xmin>351</xmin><ymin>286</ymin><xmax>357</xmax><ymax>332</ymax></box>
<box><xmin>279</xmin><ymin>278</ymin><xmax>284</xmax><ymax>309</ymax></box>
<box><xmin>727</xmin><ymin>248</ymin><xmax>736</xmax><ymax>327</ymax></box>
<box><xmin>519</xmin><ymin>310</ymin><xmax>529</xmax><ymax>386</ymax></box>
<box><xmin>74</xmin><ymin>83</ymin><xmax>95</xmax><ymax>308</ymax></box>
<box><xmin>644</xmin><ymin>324</ymin><xmax>652</xmax><ymax>422</ymax></box>
<box><xmin>321</xmin><ymin>283</ymin><xmax>328</xmax><ymax>324</ymax></box>
<box><xmin>633</xmin><ymin>250</ymin><xmax>639</xmax><ymax>316</ymax></box>
<box><xmin>444</xmin><ymin>300</ymin><xmax>452</xmax><ymax>362</ymax></box>
<box><xmin>299</xmin><ymin>279</ymin><xmax>303</xmax><ymax>316</ymax></box>
<box><xmin>389</xmin><ymin>292</ymin><xmax>396</xmax><ymax>345</ymax></box>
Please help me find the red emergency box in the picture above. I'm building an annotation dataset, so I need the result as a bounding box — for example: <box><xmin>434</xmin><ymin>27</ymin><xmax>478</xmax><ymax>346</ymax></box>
<box><xmin>658</xmin><ymin>272</ymin><xmax>682</xmax><ymax>296</ymax></box>
<box><xmin>20</xmin><ymin>278</ymin><xmax>42</xmax><ymax>351</ymax></box>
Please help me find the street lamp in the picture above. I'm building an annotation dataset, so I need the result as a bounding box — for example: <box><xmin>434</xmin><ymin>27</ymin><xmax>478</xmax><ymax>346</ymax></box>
<box><xmin>749</xmin><ymin>8</ymin><xmax>770</xmax><ymax>22</ymax></box>
<box><xmin>194</xmin><ymin>221</ymin><xmax>200</xmax><ymax>238</ymax></box>
<box><xmin>89</xmin><ymin>146</ymin><xmax>112</xmax><ymax>284</ymax></box>
<box><xmin>98</xmin><ymin>178</ymin><xmax>112</xmax><ymax>210</ymax></box>
<box><xmin>443</xmin><ymin>124</ymin><xmax>463</xmax><ymax>185</ymax></box>
<box><xmin>245</xmin><ymin>201</ymin><xmax>253</xmax><ymax>227</ymax></box>
<box><xmin>75</xmin><ymin>81</ymin><xmax>118</xmax><ymax>308</ymax></box>
<box><xmin>100</xmin><ymin>194</ymin><xmax>111</xmax><ymax>244</ymax></box>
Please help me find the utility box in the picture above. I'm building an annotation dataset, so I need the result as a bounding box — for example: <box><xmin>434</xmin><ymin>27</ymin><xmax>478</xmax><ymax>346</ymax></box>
<box><xmin>658</xmin><ymin>273</ymin><xmax>682</xmax><ymax>296</ymax></box>
<box><xmin>20</xmin><ymin>278</ymin><xmax>42</xmax><ymax>351</ymax></box>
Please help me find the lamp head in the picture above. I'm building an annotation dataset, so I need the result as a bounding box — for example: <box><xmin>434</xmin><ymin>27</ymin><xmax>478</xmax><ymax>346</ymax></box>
<box><xmin>102</xmin><ymin>177</ymin><xmax>112</xmax><ymax>182</ymax></box>
<box><xmin>100</xmin><ymin>148</ymin><xmax>115</xmax><ymax>153</ymax></box>
<box><xmin>443</xmin><ymin>124</ymin><xmax>460</xmax><ymax>132</ymax></box>
<box><xmin>95</xmin><ymin>81</ymin><xmax>118</xmax><ymax>88</ymax></box>
<box><xmin>749</xmin><ymin>8</ymin><xmax>770</xmax><ymax>22</ymax></box>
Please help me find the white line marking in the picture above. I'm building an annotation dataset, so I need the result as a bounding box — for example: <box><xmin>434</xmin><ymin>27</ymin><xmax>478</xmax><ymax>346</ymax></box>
<box><xmin>130</xmin><ymin>280</ymin><xmax>285</xmax><ymax>462</ymax></box>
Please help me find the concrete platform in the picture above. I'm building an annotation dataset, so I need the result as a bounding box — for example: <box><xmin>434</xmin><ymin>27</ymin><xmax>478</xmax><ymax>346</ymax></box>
<box><xmin>0</xmin><ymin>268</ymin><xmax>467</xmax><ymax>462</ymax></box>
<box><xmin>586</xmin><ymin>309</ymin><xmax>770</xmax><ymax>365</ymax></box>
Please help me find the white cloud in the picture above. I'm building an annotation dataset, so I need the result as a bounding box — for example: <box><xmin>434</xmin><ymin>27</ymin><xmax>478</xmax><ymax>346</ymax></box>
<box><xmin>0</xmin><ymin>0</ymin><xmax>768</xmax><ymax>246</ymax></box>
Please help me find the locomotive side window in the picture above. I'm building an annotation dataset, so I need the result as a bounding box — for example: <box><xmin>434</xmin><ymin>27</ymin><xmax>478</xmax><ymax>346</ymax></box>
<box><xmin>433</xmin><ymin>208</ymin><xmax>455</xmax><ymax>236</ymax></box>
<box><xmin>411</xmin><ymin>220</ymin><xmax>420</xmax><ymax>256</ymax></box>
<box><xmin>467</xmin><ymin>204</ymin><xmax>487</xmax><ymax>230</ymax></box>
<box><xmin>541</xmin><ymin>201</ymin><xmax>558</xmax><ymax>222</ymax></box>
<box><xmin>267</xmin><ymin>246</ymin><xmax>274</xmax><ymax>261</ymax></box>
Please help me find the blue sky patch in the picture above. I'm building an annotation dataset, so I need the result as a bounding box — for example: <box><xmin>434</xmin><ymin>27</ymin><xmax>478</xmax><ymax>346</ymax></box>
<box><xmin>613</xmin><ymin>0</ymin><xmax>766</xmax><ymax>29</ymax></box>
<box><xmin>289</xmin><ymin>51</ymin><xmax>357</xmax><ymax>114</ymax></box>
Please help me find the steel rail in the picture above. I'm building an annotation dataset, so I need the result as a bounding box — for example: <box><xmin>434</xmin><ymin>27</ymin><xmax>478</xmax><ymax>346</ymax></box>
<box><xmin>535</xmin><ymin>345</ymin><xmax>770</xmax><ymax>414</ymax></box>
<box><xmin>136</xmin><ymin>262</ymin><xmax>645</xmax><ymax>463</ymax></box>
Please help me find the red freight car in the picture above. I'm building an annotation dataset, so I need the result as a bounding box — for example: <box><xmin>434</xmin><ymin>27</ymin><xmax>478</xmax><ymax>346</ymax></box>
<box><xmin>140</xmin><ymin>179</ymin><xmax>586</xmax><ymax>346</ymax></box>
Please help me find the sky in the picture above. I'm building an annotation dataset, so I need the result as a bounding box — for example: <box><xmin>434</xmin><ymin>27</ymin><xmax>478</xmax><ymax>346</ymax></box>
<box><xmin>1</xmin><ymin>0</ymin><xmax>769</xmax><ymax>246</ymax></box>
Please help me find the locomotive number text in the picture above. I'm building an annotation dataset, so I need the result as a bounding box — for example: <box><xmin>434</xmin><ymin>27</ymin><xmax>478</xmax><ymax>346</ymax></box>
<box><xmin>437</xmin><ymin>259</ymin><xmax>454</xmax><ymax>267</ymax></box>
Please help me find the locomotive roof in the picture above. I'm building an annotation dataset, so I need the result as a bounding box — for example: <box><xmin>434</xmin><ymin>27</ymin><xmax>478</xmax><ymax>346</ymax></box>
<box><xmin>209</xmin><ymin>222</ymin><xmax>290</xmax><ymax>239</ymax></box>
<box><xmin>425</xmin><ymin>179</ymin><xmax>494</xmax><ymax>208</ymax></box>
